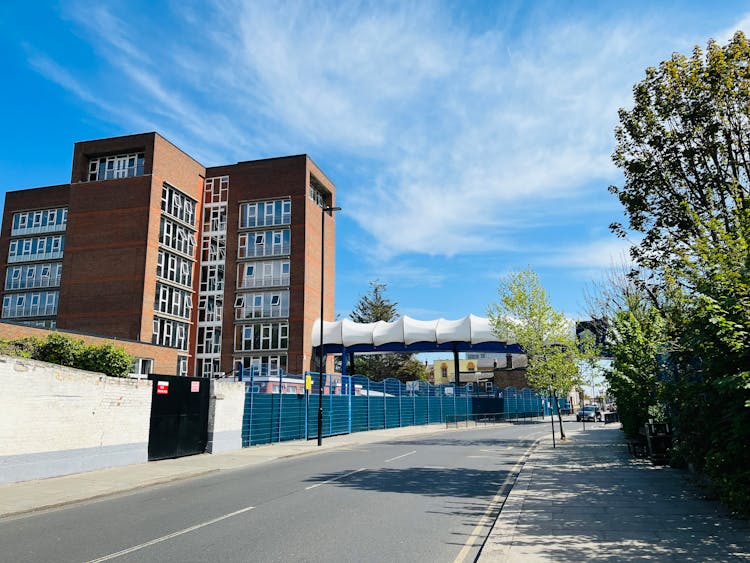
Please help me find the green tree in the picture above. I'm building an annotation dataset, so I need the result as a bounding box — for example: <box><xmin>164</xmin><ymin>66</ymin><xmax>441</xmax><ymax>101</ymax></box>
<box><xmin>33</xmin><ymin>333</ymin><xmax>85</xmax><ymax>367</ymax></box>
<box><xmin>79</xmin><ymin>343</ymin><xmax>133</xmax><ymax>378</ymax></box>
<box><xmin>488</xmin><ymin>268</ymin><xmax>581</xmax><ymax>439</ymax></box>
<box><xmin>0</xmin><ymin>336</ymin><xmax>41</xmax><ymax>358</ymax></box>
<box><xmin>610</xmin><ymin>32</ymin><xmax>750</xmax><ymax>516</ymax></box>
<box><xmin>606</xmin><ymin>307</ymin><xmax>665</xmax><ymax>437</ymax></box>
<box><xmin>349</xmin><ymin>280</ymin><xmax>416</xmax><ymax>382</ymax></box>
<box><xmin>349</xmin><ymin>280</ymin><xmax>398</xmax><ymax>323</ymax></box>
<box><xmin>395</xmin><ymin>357</ymin><xmax>429</xmax><ymax>382</ymax></box>
<box><xmin>5</xmin><ymin>333</ymin><xmax>135</xmax><ymax>378</ymax></box>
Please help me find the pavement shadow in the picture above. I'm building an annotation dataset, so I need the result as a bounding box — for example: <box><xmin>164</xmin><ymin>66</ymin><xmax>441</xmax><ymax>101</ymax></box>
<box><xmin>488</xmin><ymin>426</ymin><xmax>750</xmax><ymax>562</ymax></box>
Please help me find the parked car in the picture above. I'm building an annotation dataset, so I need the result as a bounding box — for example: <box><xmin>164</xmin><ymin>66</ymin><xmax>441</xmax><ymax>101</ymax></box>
<box><xmin>576</xmin><ymin>405</ymin><xmax>602</xmax><ymax>422</ymax></box>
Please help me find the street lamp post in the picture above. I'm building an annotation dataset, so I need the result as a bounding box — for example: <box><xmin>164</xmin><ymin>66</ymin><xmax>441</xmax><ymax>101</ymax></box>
<box><xmin>318</xmin><ymin>204</ymin><xmax>341</xmax><ymax>446</ymax></box>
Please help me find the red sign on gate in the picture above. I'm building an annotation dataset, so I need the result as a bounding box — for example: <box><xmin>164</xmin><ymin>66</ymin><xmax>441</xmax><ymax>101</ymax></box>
<box><xmin>191</xmin><ymin>381</ymin><xmax>200</xmax><ymax>393</ymax></box>
<box><xmin>157</xmin><ymin>381</ymin><xmax>169</xmax><ymax>395</ymax></box>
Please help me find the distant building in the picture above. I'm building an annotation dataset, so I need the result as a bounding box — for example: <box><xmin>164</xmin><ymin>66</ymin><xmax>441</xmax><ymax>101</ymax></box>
<box><xmin>0</xmin><ymin>132</ymin><xmax>337</xmax><ymax>377</ymax></box>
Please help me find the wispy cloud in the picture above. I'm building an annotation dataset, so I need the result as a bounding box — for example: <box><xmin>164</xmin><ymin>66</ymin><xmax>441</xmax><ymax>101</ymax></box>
<box><xmin>25</xmin><ymin>2</ymin><xmax>750</xmax><ymax>268</ymax></box>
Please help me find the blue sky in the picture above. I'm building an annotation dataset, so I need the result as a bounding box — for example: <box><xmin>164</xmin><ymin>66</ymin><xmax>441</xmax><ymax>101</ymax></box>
<box><xmin>1</xmin><ymin>1</ymin><xmax>749</xmax><ymax>324</ymax></box>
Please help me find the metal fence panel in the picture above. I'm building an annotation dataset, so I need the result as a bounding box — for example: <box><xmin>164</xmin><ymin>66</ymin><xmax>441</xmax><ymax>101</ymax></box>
<box><xmin>240</xmin><ymin>371</ymin><xmax>551</xmax><ymax>448</ymax></box>
<box><xmin>350</xmin><ymin>396</ymin><xmax>370</xmax><ymax>433</ymax></box>
<box><xmin>368</xmin><ymin>396</ymin><xmax>386</xmax><ymax>430</ymax></box>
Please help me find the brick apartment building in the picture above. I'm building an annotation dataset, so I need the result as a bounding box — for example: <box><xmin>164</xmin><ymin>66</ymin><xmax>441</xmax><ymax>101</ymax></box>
<box><xmin>0</xmin><ymin>132</ymin><xmax>337</xmax><ymax>378</ymax></box>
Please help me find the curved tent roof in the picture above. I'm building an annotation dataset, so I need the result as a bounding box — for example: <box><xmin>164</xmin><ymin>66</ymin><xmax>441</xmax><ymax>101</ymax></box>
<box><xmin>312</xmin><ymin>314</ymin><xmax>520</xmax><ymax>354</ymax></box>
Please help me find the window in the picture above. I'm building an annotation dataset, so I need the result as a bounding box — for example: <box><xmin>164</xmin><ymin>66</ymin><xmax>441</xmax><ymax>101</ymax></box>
<box><xmin>154</xmin><ymin>282</ymin><xmax>191</xmax><ymax>319</ymax></box>
<box><xmin>131</xmin><ymin>358</ymin><xmax>154</xmax><ymax>378</ymax></box>
<box><xmin>11</xmin><ymin>207</ymin><xmax>71</xmax><ymax>235</ymax></box>
<box><xmin>204</xmin><ymin>205</ymin><xmax>227</xmax><ymax>232</ymax></box>
<box><xmin>309</xmin><ymin>182</ymin><xmax>326</xmax><ymax>208</ymax></box>
<box><xmin>204</xmin><ymin>176</ymin><xmax>229</xmax><ymax>203</ymax></box>
<box><xmin>200</xmin><ymin>264</ymin><xmax>224</xmax><ymax>292</ymax></box>
<box><xmin>151</xmin><ymin>316</ymin><xmax>189</xmax><ymax>350</ymax></box>
<box><xmin>238</xmin><ymin>229</ymin><xmax>290</xmax><ymax>259</ymax></box>
<box><xmin>88</xmin><ymin>152</ymin><xmax>145</xmax><ymax>181</ymax></box>
<box><xmin>160</xmin><ymin>217</ymin><xmax>195</xmax><ymax>256</ymax></box>
<box><xmin>161</xmin><ymin>183</ymin><xmax>197</xmax><ymax>225</ymax></box>
<box><xmin>239</xmin><ymin>199</ymin><xmax>291</xmax><ymax>228</ymax></box>
<box><xmin>235</xmin><ymin>290</ymin><xmax>289</xmax><ymax>320</ymax></box>
<box><xmin>1</xmin><ymin>290</ymin><xmax>59</xmax><ymax>319</ymax></box>
<box><xmin>198</xmin><ymin>295</ymin><xmax>222</xmax><ymax>322</ymax></box>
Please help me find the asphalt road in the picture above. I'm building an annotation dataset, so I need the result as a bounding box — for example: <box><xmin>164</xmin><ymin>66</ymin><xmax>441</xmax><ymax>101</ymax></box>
<box><xmin>0</xmin><ymin>423</ymin><xmax>548</xmax><ymax>563</ymax></box>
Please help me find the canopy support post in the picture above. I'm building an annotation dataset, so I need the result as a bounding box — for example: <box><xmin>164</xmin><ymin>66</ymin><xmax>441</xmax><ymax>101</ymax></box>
<box><xmin>453</xmin><ymin>346</ymin><xmax>460</xmax><ymax>387</ymax></box>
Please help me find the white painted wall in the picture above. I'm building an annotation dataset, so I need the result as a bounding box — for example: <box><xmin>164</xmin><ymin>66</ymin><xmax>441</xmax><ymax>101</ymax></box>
<box><xmin>0</xmin><ymin>355</ymin><xmax>152</xmax><ymax>484</ymax></box>
<box><xmin>207</xmin><ymin>379</ymin><xmax>245</xmax><ymax>453</ymax></box>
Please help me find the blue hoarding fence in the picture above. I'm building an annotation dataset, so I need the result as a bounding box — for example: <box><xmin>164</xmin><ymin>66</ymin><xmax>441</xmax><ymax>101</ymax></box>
<box><xmin>241</xmin><ymin>367</ymin><xmax>550</xmax><ymax>447</ymax></box>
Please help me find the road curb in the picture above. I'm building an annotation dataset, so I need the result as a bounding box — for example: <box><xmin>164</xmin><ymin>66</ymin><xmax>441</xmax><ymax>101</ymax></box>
<box><xmin>0</xmin><ymin>468</ymin><xmax>220</xmax><ymax>520</ymax></box>
<box><xmin>1</xmin><ymin>422</ymin><xmax>507</xmax><ymax>520</ymax></box>
<box><xmin>476</xmin><ymin>435</ymin><xmax>545</xmax><ymax>562</ymax></box>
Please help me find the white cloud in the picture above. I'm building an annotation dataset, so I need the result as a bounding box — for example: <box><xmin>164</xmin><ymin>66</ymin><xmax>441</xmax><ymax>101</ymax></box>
<box><xmin>27</xmin><ymin>3</ymin><xmax>742</xmax><ymax>262</ymax></box>
<box><xmin>540</xmin><ymin>237</ymin><xmax>634</xmax><ymax>270</ymax></box>
<box><xmin>716</xmin><ymin>12</ymin><xmax>750</xmax><ymax>43</ymax></box>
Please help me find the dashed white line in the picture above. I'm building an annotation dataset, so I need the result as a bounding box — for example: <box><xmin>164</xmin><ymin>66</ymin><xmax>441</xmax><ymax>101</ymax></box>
<box><xmin>87</xmin><ymin>505</ymin><xmax>256</xmax><ymax>562</ymax></box>
<box><xmin>305</xmin><ymin>468</ymin><xmax>366</xmax><ymax>490</ymax></box>
<box><xmin>385</xmin><ymin>450</ymin><xmax>417</xmax><ymax>463</ymax></box>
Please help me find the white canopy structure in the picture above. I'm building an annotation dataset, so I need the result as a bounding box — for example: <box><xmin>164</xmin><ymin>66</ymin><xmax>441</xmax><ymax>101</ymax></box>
<box><xmin>310</xmin><ymin>314</ymin><xmax>521</xmax><ymax>383</ymax></box>
<box><xmin>312</xmin><ymin>314</ymin><xmax>510</xmax><ymax>348</ymax></box>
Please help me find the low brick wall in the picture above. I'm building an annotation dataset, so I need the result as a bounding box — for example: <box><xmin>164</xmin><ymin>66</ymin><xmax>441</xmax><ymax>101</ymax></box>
<box><xmin>207</xmin><ymin>379</ymin><xmax>245</xmax><ymax>453</ymax></box>
<box><xmin>0</xmin><ymin>355</ymin><xmax>152</xmax><ymax>484</ymax></box>
<box><xmin>0</xmin><ymin>321</ymin><xmax>179</xmax><ymax>375</ymax></box>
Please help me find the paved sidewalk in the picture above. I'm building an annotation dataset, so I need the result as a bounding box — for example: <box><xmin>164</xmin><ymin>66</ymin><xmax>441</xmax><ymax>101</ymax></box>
<box><xmin>0</xmin><ymin>423</ymin><xmax>461</xmax><ymax>519</ymax></box>
<box><xmin>479</xmin><ymin>424</ymin><xmax>750</xmax><ymax>562</ymax></box>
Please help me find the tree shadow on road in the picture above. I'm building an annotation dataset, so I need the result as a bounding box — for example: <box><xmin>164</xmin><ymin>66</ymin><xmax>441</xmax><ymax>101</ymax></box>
<box><xmin>378</xmin><ymin>437</ymin><xmax>539</xmax><ymax>449</ymax></box>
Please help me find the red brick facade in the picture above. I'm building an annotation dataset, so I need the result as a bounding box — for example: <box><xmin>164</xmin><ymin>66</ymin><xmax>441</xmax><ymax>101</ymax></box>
<box><xmin>0</xmin><ymin>321</ymin><xmax>179</xmax><ymax>374</ymax></box>
<box><xmin>0</xmin><ymin>132</ymin><xmax>336</xmax><ymax>377</ymax></box>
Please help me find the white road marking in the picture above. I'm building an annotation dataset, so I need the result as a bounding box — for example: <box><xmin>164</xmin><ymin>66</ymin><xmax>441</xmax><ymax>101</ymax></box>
<box><xmin>87</xmin><ymin>505</ymin><xmax>256</xmax><ymax>562</ymax></box>
<box><xmin>305</xmin><ymin>468</ymin><xmax>366</xmax><ymax>490</ymax></box>
<box><xmin>452</xmin><ymin>437</ymin><xmax>542</xmax><ymax>563</ymax></box>
<box><xmin>384</xmin><ymin>450</ymin><xmax>417</xmax><ymax>463</ymax></box>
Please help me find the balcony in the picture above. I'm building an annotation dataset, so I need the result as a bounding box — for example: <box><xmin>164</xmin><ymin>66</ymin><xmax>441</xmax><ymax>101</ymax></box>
<box><xmin>11</xmin><ymin>223</ymin><xmax>66</xmax><ymax>237</ymax></box>
<box><xmin>239</xmin><ymin>243</ymin><xmax>291</xmax><ymax>259</ymax></box>
<box><xmin>235</xmin><ymin>304</ymin><xmax>289</xmax><ymax>320</ymax></box>
<box><xmin>8</xmin><ymin>250</ymin><xmax>65</xmax><ymax>264</ymax></box>
<box><xmin>238</xmin><ymin>274</ymin><xmax>290</xmax><ymax>289</ymax></box>
<box><xmin>2</xmin><ymin>303</ymin><xmax>58</xmax><ymax>319</ymax></box>
<box><xmin>5</xmin><ymin>275</ymin><xmax>62</xmax><ymax>291</ymax></box>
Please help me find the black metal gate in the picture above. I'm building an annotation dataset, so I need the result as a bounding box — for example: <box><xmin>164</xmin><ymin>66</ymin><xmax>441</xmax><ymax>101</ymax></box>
<box><xmin>147</xmin><ymin>374</ymin><xmax>209</xmax><ymax>461</ymax></box>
